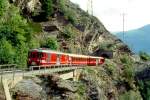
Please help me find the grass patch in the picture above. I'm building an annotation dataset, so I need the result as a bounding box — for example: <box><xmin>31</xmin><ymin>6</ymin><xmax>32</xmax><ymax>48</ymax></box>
<box><xmin>77</xmin><ymin>83</ymin><xmax>86</xmax><ymax>96</ymax></box>
<box><xmin>119</xmin><ymin>90</ymin><xmax>142</xmax><ymax>100</ymax></box>
<box><xmin>28</xmin><ymin>22</ymin><xmax>42</xmax><ymax>33</ymax></box>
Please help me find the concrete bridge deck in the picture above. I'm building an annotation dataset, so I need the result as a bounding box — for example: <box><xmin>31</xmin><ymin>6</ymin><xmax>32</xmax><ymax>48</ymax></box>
<box><xmin>0</xmin><ymin>66</ymin><xmax>84</xmax><ymax>100</ymax></box>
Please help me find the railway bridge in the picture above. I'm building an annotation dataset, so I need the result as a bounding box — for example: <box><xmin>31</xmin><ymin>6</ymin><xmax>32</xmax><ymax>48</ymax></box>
<box><xmin>0</xmin><ymin>65</ymin><xmax>84</xmax><ymax>100</ymax></box>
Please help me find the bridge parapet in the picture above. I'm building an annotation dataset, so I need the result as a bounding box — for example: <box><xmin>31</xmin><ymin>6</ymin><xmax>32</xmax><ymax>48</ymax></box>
<box><xmin>0</xmin><ymin>65</ymin><xmax>84</xmax><ymax>100</ymax></box>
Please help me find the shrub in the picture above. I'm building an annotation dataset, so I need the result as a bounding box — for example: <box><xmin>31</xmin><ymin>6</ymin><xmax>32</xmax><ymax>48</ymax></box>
<box><xmin>15</xmin><ymin>43</ymin><xmax>29</xmax><ymax>67</ymax></box>
<box><xmin>28</xmin><ymin>22</ymin><xmax>42</xmax><ymax>33</ymax></box>
<box><xmin>99</xmin><ymin>42</ymin><xmax>115</xmax><ymax>51</ymax></box>
<box><xmin>59</xmin><ymin>0</ymin><xmax>77</xmax><ymax>25</ymax></box>
<box><xmin>137</xmin><ymin>80</ymin><xmax>150</xmax><ymax>100</ymax></box>
<box><xmin>0</xmin><ymin>0</ymin><xmax>8</xmax><ymax>17</ymax></box>
<box><xmin>105</xmin><ymin>60</ymin><xmax>116</xmax><ymax>76</ymax></box>
<box><xmin>41</xmin><ymin>0</ymin><xmax>53</xmax><ymax>19</ymax></box>
<box><xmin>120</xmin><ymin>54</ymin><xmax>133</xmax><ymax>64</ymax></box>
<box><xmin>41</xmin><ymin>37</ymin><xmax>59</xmax><ymax>50</ymax></box>
<box><xmin>0</xmin><ymin>38</ymin><xmax>15</xmax><ymax>64</ymax></box>
<box><xmin>119</xmin><ymin>90</ymin><xmax>142</xmax><ymax>100</ymax></box>
<box><xmin>77</xmin><ymin>83</ymin><xmax>86</xmax><ymax>96</ymax></box>
<box><xmin>61</xmin><ymin>26</ymin><xmax>75</xmax><ymax>39</ymax></box>
<box><xmin>123</xmin><ymin>63</ymin><xmax>135</xmax><ymax>82</ymax></box>
<box><xmin>120</xmin><ymin>55</ymin><xmax>135</xmax><ymax>87</ymax></box>
<box><xmin>65</xmin><ymin>9</ymin><xmax>77</xmax><ymax>25</ymax></box>
<box><xmin>59</xmin><ymin>0</ymin><xmax>66</xmax><ymax>12</ymax></box>
<box><xmin>139</xmin><ymin>51</ymin><xmax>150</xmax><ymax>61</ymax></box>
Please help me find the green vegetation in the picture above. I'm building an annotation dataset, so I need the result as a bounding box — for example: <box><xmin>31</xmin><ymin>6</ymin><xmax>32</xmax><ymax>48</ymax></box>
<box><xmin>139</xmin><ymin>51</ymin><xmax>150</xmax><ymax>61</ymax></box>
<box><xmin>120</xmin><ymin>55</ymin><xmax>135</xmax><ymax>88</ymax></box>
<box><xmin>32</xmin><ymin>0</ymin><xmax>53</xmax><ymax>21</ymax></box>
<box><xmin>105</xmin><ymin>60</ymin><xmax>116</xmax><ymax>76</ymax></box>
<box><xmin>137</xmin><ymin>80</ymin><xmax>150</xmax><ymax>100</ymax></box>
<box><xmin>0</xmin><ymin>0</ymin><xmax>8</xmax><ymax>17</ymax></box>
<box><xmin>28</xmin><ymin>22</ymin><xmax>42</xmax><ymax>33</ymax></box>
<box><xmin>119</xmin><ymin>90</ymin><xmax>142</xmax><ymax>100</ymax></box>
<box><xmin>0</xmin><ymin>1</ymin><xmax>40</xmax><ymax>67</ymax></box>
<box><xmin>41</xmin><ymin>0</ymin><xmax>53</xmax><ymax>19</ymax></box>
<box><xmin>99</xmin><ymin>42</ymin><xmax>115</xmax><ymax>51</ymax></box>
<box><xmin>0</xmin><ymin>38</ymin><xmax>15</xmax><ymax>64</ymax></box>
<box><xmin>41</xmin><ymin>37</ymin><xmax>59</xmax><ymax>50</ymax></box>
<box><xmin>0</xmin><ymin>0</ymin><xmax>77</xmax><ymax>67</ymax></box>
<box><xmin>59</xmin><ymin>0</ymin><xmax>77</xmax><ymax>25</ymax></box>
<box><xmin>77</xmin><ymin>83</ymin><xmax>86</xmax><ymax>96</ymax></box>
<box><xmin>61</xmin><ymin>25</ymin><xmax>75</xmax><ymax>40</ymax></box>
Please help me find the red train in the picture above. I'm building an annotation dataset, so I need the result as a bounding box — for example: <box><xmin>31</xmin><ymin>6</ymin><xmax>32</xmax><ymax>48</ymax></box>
<box><xmin>28</xmin><ymin>48</ymin><xmax>105</xmax><ymax>67</ymax></box>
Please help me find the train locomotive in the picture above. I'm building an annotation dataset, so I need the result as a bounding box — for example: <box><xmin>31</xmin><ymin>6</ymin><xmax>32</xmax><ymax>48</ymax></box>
<box><xmin>28</xmin><ymin>48</ymin><xmax>105</xmax><ymax>67</ymax></box>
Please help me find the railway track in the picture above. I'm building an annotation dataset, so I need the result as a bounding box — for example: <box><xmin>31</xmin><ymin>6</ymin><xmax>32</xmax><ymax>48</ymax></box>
<box><xmin>0</xmin><ymin>65</ymin><xmax>85</xmax><ymax>80</ymax></box>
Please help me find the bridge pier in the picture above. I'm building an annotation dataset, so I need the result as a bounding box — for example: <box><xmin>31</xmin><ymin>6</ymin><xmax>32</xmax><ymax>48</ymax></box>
<box><xmin>2</xmin><ymin>76</ymin><xmax>23</xmax><ymax>100</ymax></box>
<box><xmin>2</xmin><ymin>79</ymin><xmax>11</xmax><ymax>100</ymax></box>
<box><xmin>73</xmin><ymin>69</ymin><xmax>82</xmax><ymax>81</ymax></box>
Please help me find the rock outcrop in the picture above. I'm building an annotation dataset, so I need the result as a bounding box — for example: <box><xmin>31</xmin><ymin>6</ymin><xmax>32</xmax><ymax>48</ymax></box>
<box><xmin>10</xmin><ymin>0</ymin><xmax>132</xmax><ymax>55</ymax></box>
<box><xmin>11</xmin><ymin>75</ymin><xmax>81</xmax><ymax>100</ymax></box>
<box><xmin>11</xmin><ymin>0</ymin><xmax>42</xmax><ymax>16</ymax></box>
<box><xmin>11</xmin><ymin>79</ymin><xmax>46</xmax><ymax>100</ymax></box>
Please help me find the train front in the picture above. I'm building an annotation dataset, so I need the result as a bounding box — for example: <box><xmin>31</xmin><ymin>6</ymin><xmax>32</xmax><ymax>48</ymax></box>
<box><xmin>27</xmin><ymin>49</ymin><xmax>46</xmax><ymax>66</ymax></box>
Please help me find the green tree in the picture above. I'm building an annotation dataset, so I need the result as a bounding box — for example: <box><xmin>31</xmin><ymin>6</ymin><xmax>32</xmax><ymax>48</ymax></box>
<box><xmin>0</xmin><ymin>5</ymin><xmax>40</xmax><ymax>67</ymax></box>
<box><xmin>0</xmin><ymin>6</ymin><xmax>33</xmax><ymax>46</ymax></box>
<box><xmin>15</xmin><ymin>43</ymin><xmax>28</xmax><ymax>67</ymax></box>
<box><xmin>0</xmin><ymin>0</ymin><xmax>8</xmax><ymax>17</ymax></box>
<box><xmin>42</xmin><ymin>37</ymin><xmax>59</xmax><ymax>50</ymax></box>
<box><xmin>41</xmin><ymin>0</ymin><xmax>53</xmax><ymax>18</ymax></box>
<box><xmin>0</xmin><ymin>38</ymin><xmax>15</xmax><ymax>64</ymax></box>
<box><xmin>59</xmin><ymin>0</ymin><xmax>77</xmax><ymax>25</ymax></box>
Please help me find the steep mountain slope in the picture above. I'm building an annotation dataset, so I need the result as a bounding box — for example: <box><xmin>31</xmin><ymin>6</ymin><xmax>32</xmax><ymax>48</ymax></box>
<box><xmin>1</xmin><ymin>0</ymin><xmax>146</xmax><ymax>100</ymax></box>
<box><xmin>116</xmin><ymin>24</ymin><xmax>150</xmax><ymax>54</ymax></box>
<box><xmin>12</xmin><ymin>0</ymin><xmax>132</xmax><ymax>56</ymax></box>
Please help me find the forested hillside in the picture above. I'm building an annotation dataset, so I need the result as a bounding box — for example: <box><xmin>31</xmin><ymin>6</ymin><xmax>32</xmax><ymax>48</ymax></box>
<box><xmin>0</xmin><ymin>0</ymin><xmax>130</xmax><ymax>67</ymax></box>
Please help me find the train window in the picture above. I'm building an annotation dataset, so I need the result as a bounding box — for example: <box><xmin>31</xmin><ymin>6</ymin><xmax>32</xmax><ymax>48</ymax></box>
<box><xmin>38</xmin><ymin>52</ymin><xmax>46</xmax><ymax>58</ymax></box>
<box><xmin>38</xmin><ymin>52</ymin><xmax>43</xmax><ymax>58</ymax></box>
<box><xmin>29</xmin><ymin>52</ymin><xmax>37</xmax><ymax>58</ymax></box>
<box><xmin>47</xmin><ymin>53</ymin><xmax>51</xmax><ymax>62</ymax></box>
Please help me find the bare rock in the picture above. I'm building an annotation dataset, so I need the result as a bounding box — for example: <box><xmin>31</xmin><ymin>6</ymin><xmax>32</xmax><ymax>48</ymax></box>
<box><xmin>56</xmin><ymin>79</ymin><xmax>78</xmax><ymax>92</ymax></box>
<box><xmin>12</xmin><ymin>79</ymin><xmax>46</xmax><ymax>100</ymax></box>
<box><xmin>13</xmin><ymin>0</ymin><xmax>42</xmax><ymax>15</ymax></box>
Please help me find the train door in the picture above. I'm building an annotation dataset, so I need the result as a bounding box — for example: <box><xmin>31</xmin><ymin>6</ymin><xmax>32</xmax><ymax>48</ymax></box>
<box><xmin>68</xmin><ymin>56</ymin><xmax>72</xmax><ymax>65</ymax></box>
<box><xmin>96</xmin><ymin>58</ymin><xmax>98</xmax><ymax>66</ymax></box>
<box><xmin>56</xmin><ymin>54</ymin><xmax>60</xmax><ymax>65</ymax></box>
<box><xmin>47</xmin><ymin>53</ymin><xmax>51</xmax><ymax>64</ymax></box>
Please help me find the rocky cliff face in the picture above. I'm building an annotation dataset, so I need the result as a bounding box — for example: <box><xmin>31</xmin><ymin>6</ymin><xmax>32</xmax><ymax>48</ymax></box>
<box><xmin>10</xmin><ymin>0</ymin><xmax>41</xmax><ymax>14</ymax></box>
<box><xmin>12</xmin><ymin>0</ymin><xmax>132</xmax><ymax>56</ymax></box>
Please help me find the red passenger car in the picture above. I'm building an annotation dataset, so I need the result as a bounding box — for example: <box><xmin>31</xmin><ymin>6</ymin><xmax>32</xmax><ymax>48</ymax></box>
<box><xmin>27</xmin><ymin>48</ymin><xmax>105</xmax><ymax>67</ymax></box>
<box><xmin>28</xmin><ymin>49</ymin><xmax>68</xmax><ymax>66</ymax></box>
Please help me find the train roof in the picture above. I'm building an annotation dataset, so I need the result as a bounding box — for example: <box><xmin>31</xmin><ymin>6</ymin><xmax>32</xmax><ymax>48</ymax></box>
<box><xmin>89</xmin><ymin>56</ymin><xmax>104</xmax><ymax>59</ymax></box>
<box><xmin>29</xmin><ymin>48</ymin><xmax>66</xmax><ymax>55</ymax></box>
<box><xmin>29</xmin><ymin>48</ymin><xmax>104</xmax><ymax>59</ymax></box>
<box><xmin>67</xmin><ymin>53</ymin><xmax>89</xmax><ymax>58</ymax></box>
